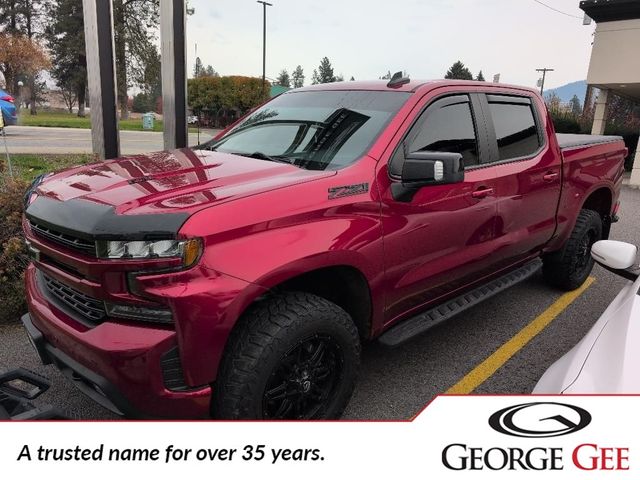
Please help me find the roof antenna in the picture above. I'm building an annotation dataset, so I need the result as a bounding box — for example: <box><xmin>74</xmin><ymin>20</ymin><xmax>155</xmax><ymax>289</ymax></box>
<box><xmin>387</xmin><ymin>71</ymin><xmax>410</xmax><ymax>88</ymax></box>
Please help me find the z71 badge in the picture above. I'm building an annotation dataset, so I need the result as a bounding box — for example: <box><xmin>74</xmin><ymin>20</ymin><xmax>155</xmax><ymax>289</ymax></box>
<box><xmin>328</xmin><ymin>183</ymin><xmax>369</xmax><ymax>200</ymax></box>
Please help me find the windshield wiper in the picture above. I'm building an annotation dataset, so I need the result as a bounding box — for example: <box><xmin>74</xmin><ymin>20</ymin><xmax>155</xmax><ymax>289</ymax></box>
<box><xmin>228</xmin><ymin>151</ymin><xmax>294</xmax><ymax>165</ymax></box>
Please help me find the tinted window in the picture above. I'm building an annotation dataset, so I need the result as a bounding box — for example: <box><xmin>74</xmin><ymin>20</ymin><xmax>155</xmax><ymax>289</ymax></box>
<box><xmin>408</xmin><ymin>100</ymin><xmax>479</xmax><ymax>167</ymax></box>
<box><xmin>206</xmin><ymin>91</ymin><xmax>410</xmax><ymax>171</ymax></box>
<box><xmin>488</xmin><ymin>101</ymin><xmax>540</xmax><ymax>161</ymax></box>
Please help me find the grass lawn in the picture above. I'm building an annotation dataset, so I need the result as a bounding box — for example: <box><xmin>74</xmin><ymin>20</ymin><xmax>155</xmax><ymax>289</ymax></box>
<box><xmin>19</xmin><ymin>111</ymin><xmax>165</xmax><ymax>132</ymax></box>
<box><xmin>18</xmin><ymin>111</ymin><xmax>201</xmax><ymax>133</ymax></box>
<box><xmin>3</xmin><ymin>153</ymin><xmax>94</xmax><ymax>182</ymax></box>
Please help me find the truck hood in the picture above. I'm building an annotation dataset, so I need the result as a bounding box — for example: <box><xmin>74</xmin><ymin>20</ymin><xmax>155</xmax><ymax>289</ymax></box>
<box><xmin>36</xmin><ymin>148</ymin><xmax>335</xmax><ymax>215</ymax></box>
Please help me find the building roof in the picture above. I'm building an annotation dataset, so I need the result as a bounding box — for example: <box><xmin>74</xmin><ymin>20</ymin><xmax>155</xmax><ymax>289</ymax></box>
<box><xmin>580</xmin><ymin>0</ymin><xmax>640</xmax><ymax>23</ymax></box>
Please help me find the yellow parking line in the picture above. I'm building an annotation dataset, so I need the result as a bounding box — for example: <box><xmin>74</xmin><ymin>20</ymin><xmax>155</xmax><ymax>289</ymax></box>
<box><xmin>446</xmin><ymin>276</ymin><xmax>596</xmax><ymax>394</ymax></box>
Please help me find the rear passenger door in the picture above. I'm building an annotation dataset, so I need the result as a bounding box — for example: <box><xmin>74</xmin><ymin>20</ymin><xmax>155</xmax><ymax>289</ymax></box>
<box><xmin>480</xmin><ymin>93</ymin><xmax>562</xmax><ymax>267</ymax></box>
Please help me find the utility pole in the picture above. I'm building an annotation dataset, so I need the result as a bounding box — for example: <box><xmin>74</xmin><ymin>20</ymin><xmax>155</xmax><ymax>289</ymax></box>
<box><xmin>257</xmin><ymin>1</ymin><xmax>273</xmax><ymax>98</ymax></box>
<box><xmin>536</xmin><ymin>68</ymin><xmax>554</xmax><ymax>95</ymax></box>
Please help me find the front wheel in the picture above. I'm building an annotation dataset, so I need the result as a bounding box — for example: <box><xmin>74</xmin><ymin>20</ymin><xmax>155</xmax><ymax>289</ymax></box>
<box><xmin>212</xmin><ymin>292</ymin><xmax>361</xmax><ymax>420</ymax></box>
<box><xmin>543</xmin><ymin>209</ymin><xmax>602</xmax><ymax>291</ymax></box>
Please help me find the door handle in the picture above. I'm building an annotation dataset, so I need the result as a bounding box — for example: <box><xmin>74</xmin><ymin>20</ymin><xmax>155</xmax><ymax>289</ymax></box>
<box><xmin>543</xmin><ymin>172</ymin><xmax>559</xmax><ymax>182</ymax></box>
<box><xmin>471</xmin><ymin>187</ymin><xmax>494</xmax><ymax>199</ymax></box>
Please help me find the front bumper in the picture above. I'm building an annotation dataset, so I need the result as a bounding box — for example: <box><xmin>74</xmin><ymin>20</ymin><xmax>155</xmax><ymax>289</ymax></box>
<box><xmin>24</xmin><ymin>265</ymin><xmax>212</xmax><ymax>419</ymax></box>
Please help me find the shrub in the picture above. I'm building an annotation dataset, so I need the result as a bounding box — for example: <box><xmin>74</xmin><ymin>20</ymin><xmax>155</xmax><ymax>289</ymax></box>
<box><xmin>0</xmin><ymin>179</ymin><xmax>29</xmax><ymax>324</ymax></box>
<box><xmin>549</xmin><ymin>110</ymin><xmax>581</xmax><ymax>134</ymax></box>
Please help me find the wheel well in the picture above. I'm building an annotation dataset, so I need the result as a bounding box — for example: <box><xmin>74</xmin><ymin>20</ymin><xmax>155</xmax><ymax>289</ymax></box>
<box><xmin>275</xmin><ymin>266</ymin><xmax>373</xmax><ymax>340</ymax></box>
<box><xmin>582</xmin><ymin>187</ymin><xmax>613</xmax><ymax>238</ymax></box>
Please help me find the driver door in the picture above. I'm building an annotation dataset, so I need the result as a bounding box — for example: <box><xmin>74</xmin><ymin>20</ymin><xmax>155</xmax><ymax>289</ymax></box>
<box><xmin>377</xmin><ymin>92</ymin><xmax>501</xmax><ymax>325</ymax></box>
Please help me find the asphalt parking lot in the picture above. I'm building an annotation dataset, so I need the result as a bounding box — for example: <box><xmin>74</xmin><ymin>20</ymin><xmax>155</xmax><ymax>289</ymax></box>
<box><xmin>1</xmin><ymin>186</ymin><xmax>639</xmax><ymax>420</ymax></box>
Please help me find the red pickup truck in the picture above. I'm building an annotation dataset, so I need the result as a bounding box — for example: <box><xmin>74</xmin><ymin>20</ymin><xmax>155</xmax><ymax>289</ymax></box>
<box><xmin>21</xmin><ymin>78</ymin><xmax>626</xmax><ymax>420</ymax></box>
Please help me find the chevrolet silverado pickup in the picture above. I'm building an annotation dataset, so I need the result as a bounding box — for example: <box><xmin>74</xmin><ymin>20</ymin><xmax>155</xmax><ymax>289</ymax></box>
<box><xmin>21</xmin><ymin>77</ymin><xmax>627</xmax><ymax>420</ymax></box>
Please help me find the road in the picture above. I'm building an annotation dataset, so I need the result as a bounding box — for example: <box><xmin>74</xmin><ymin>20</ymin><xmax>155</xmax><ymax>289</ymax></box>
<box><xmin>2</xmin><ymin>126</ymin><xmax>219</xmax><ymax>155</ymax></box>
<box><xmin>1</xmin><ymin>187</ymin><xmax>639</xmax><ymax>420</ymax></box>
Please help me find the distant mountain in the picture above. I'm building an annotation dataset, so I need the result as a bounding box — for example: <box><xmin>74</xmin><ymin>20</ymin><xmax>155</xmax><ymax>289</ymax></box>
<box><xmin>545</xmin><ymin>80</ymin><xmax>587</xmax><ymax>104</ymax></box>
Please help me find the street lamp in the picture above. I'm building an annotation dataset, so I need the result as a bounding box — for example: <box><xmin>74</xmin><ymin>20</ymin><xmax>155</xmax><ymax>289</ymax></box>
<box><xmin>257</xmin><ymin>1</ymin><xmax>273</xmax><ymax>98</ymax></box>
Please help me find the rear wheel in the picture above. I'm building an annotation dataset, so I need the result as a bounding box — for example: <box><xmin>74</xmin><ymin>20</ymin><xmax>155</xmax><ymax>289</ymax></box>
<box><xmin>212</xmin><ymin>292</ymin><xmax>360</xmax><ymax>420</ymax></box>
<box><xmin>543</xmin><ymin>209</ymin><xmax>602</xmax><ymax>291</ymax></box>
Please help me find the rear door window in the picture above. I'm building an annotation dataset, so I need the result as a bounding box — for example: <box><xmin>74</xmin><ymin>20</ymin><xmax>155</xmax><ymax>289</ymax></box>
<box><xmin>487</xmin><ymin>97</ymin><xmax>540</xmax><ymax>161</ymax></box>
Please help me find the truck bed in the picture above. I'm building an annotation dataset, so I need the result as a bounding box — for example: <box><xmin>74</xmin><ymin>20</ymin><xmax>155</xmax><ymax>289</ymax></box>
<box><xmin>556</xmin><ymin>133</ymin><xmax>623</xmax><ymax>150</ymax></box>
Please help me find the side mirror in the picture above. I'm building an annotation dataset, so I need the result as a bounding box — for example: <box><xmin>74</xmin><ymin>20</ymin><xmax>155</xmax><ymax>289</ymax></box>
<box><xmin>392</xmin><ymin>151</ymin><xmax>465</xmax><ymax>202</ymax></box>
<box><xmin>591</xmin><ymin>240</ymin><xmax>639</xmax><ymax>281</ymax></box>
<box><xmin>401</xmin><ymin>151</ymin><xmax>464</xmax><ymax>186</ymax></box>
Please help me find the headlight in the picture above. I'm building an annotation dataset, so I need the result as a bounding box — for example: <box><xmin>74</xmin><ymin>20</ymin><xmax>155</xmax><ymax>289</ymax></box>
<box><xmin>96</xmin><ymin>238</ymin><xmax>202</xmax><ymax>267</ymax></box>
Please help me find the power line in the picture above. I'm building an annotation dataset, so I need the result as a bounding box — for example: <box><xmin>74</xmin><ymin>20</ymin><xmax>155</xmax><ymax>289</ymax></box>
<box><xmin>532</xmin><ymin>0</ymin><xmax>583</xmax><ymax>19</ymax></box>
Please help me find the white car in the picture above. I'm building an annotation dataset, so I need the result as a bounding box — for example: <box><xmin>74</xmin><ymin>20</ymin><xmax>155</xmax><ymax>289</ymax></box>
<box><xmin>534</xmin><ymin>240</ymin><xmax>640</xmax><ymax>394</ymax></box>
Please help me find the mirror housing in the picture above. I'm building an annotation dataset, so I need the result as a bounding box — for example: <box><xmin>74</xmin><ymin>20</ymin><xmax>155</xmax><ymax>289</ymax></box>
<box><xmin>402</xmin><ymin>151</ymin><xmax>464</xmax><ymax>186</ymax></box>
<box><xmin>591</xmin><ymin>240</ymin><xmax>639</xmax><ymax>281</ymax></box>
<box><xmin>392</xmin><ymin>151</ymin><xmax>465</xmax><ymax>202</ymax></box>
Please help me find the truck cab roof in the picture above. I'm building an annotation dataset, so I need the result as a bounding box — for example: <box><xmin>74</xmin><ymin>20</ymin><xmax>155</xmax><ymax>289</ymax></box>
<box><xmin>292</xmin><ymin>79</ymin><xmax>541</xmax><ymax>96</ymax></box>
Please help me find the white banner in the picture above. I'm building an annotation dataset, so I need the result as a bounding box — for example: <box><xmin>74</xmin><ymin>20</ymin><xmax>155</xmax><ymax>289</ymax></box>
<box><xmin>1</xmin><ymin>395</ymin><xmax>638</xmax><ymax>479</ymax></box>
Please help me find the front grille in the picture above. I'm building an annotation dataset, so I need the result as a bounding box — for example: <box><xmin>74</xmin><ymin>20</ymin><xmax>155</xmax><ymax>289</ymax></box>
<box><xmin>42</xmin><ymin>273</ymin><xmax>106</xmax><ymax>323</ymax></box>
<box><xmin>29</xmin><ymin>220</ymin><xmax>96</xmax><ymax>256</ymax></box>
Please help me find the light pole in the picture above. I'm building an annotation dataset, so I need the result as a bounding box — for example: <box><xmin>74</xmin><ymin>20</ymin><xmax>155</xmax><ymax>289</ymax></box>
<box><xmin>257</xmin><ymin>1</ymin><xmax>273</xmax><ymax>98</ymax></box>
<box><xmin>17</xmin><ymin>80</ymin><xmax>24</xmax><ymax>112</ymax></box>
<box><xmin>536</xmin><ymin>68</ymin><xmax>554</xmax><ymax>96</ymax></box>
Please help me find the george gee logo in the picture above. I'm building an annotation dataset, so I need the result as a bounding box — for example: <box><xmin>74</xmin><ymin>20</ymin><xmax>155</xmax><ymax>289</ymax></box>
<box><xmin>488</xmin><ymin>402</ymin><xmax>592</xmax><ymax>438</ymax></box>
<box><xmin>441</xmin><ymin>401</ymin><xmax>631</xmax><ymax>472</ymax></box>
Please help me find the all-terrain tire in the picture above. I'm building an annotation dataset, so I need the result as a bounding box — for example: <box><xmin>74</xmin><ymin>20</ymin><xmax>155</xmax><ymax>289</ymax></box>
<box><xmin>543</xmin><ymin>209</ymin><xmax>602</xmax><ymax>291</ymax></box>
<box><xmin>212</xmin><ymin>292</ymin><xmax>361</xmax><ymax>420</ymax></box>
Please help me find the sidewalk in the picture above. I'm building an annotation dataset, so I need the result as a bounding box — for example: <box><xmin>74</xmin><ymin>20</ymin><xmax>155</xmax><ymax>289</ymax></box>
<box><xmin>2</xmin><ymin>126</ymin><xmax>220</xmax><ymax>155</ymax></box>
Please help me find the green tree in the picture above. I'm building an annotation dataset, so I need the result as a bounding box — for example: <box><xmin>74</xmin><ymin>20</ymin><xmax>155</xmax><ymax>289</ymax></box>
<box><xmin>45</xmin><ymin>0</ymin><xmax>88</xmax><ymax>117</ymax></box>
<box><xmin>187</xmin><ymin>76</ymin><xmax>269</xmax><ymax>122</ymax></box>
<box><xmin>570</xmin><ymin>94</ymin><xmax>582</xmax><ymax>116</ymax></box>
<box><xmin>315</xmin><ymin>57</ymin><xmax>336</xmax><ymax>84</ymax></box>
<box><xmin>193</xmin><ymin>58</ymin><xmax>218</xmax><ymax>78</ymax></box>
<box><xmin>112</xmin><ymin>0</ymin><xmax>161</xmax><ymax>120</ymax></box>
<box><xmin>311</xmin><ymin>69</ymin><xmax>319</xmax><ymax>85</ymax></box>
<box><xmin>193</xmin><ymin>56</ymin><xmax>203</xmax><ymax>78</ymax></box>
<box><xmin>203</xmin><ymin>65</ymin><xmax>218</xmax><ymax>77</ymax></box>
<box><xmin>445</xmin><ymin>61</ymin><xmax>473</xmax><ymax>80</ymax></box>
<box><xmin>276</xmin><ymin>69</ymin><xmax>290</xmax><ymax>87</ymax></box>
<box><xmin>291</xmin><ymin>65</ymin><xmax>304</xmax><ymax>88</ymax></box>
<box><xmin>0</xmin><ymin>0</ymin><xmax>48</xmax><ymax>114</ymax></box>
<box><xmin>132</xmin><ymin>92</ymin><xmax>152</xmax><ymax>113</ymax></box>
<box><xmin>350</xmin><ymin>76</ymin><xmax>355</xmax><ymax>81</ymax></box>
<box><xmin>476</xmin><ymin>70</ymin><xmax>485</xmax><ymax>82</ymax></box>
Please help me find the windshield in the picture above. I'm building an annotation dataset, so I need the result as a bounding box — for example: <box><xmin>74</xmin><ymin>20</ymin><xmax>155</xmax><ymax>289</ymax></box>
<box><xmin>205</xmin><ymin>90</ymin><xmax>411</xmax><ymax>170</ymax></box>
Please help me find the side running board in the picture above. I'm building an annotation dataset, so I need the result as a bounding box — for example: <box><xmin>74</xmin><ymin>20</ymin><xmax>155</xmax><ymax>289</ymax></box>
<box><xmin>378</xmin><ymin>259</ymin><xmax>543</xmax><ymax>347</ymax></box>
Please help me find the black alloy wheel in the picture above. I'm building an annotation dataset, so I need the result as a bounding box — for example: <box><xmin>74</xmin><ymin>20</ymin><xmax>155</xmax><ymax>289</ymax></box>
<box><xmin>263</xmin><ymin>335</ymin><xmax>343</xmax><ymax>419</ymax></box>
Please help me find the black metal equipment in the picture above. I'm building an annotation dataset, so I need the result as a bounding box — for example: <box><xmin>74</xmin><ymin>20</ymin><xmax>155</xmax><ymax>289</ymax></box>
<box><xmin>0</xmin><ymin>368</ymin><xmax>69</xmax><ymax>420</ymax></box>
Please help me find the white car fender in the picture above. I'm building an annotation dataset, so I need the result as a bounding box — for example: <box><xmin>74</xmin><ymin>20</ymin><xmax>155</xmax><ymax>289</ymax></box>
<box><xmin>534</xmin><ymin>274</ymin><xmax>640</xmax><ymax>393</ymax></box>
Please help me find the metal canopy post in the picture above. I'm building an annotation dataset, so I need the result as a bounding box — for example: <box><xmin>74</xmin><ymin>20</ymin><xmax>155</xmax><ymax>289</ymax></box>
<box><xmin>82</xmin><ymin>0</ymin><xmax>120</xmax><ymax>159</ymax></box>
<box><xmin>160</xmin><ymin>0</ymin><xmax>188</xmax><ymax>150</ymax></box>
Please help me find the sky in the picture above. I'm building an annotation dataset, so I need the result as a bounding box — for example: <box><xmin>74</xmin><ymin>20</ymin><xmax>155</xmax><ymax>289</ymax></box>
<box><xmin>185</xmin><ymin>0</ymin><xmax>595</xmax><ymax>90</ymax></box>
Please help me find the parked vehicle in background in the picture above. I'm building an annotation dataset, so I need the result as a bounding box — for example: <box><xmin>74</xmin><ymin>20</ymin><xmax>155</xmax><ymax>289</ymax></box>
<box><xmin>0</xmin><ymin>88</ymin><xmax>18</xmax><ymax>126</ymax></box>
<box><xmin>535</xmin><ymin>240</ymin><xmax>640</xmax><ymax>394</ymax></box>
<box><xmin>21</xmin><ymin>78</ymin><xmax>627</xmax><ymax>420</ymax></box>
